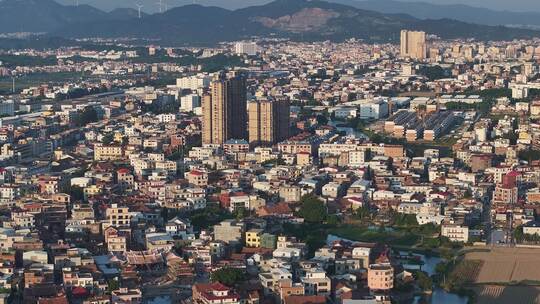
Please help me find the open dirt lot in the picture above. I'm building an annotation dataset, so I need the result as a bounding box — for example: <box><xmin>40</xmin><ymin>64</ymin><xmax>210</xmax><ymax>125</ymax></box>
<box><xmin>465</xmin><ymin>247</ymin><xmax>540</xmax><ymax>283</ymax></box>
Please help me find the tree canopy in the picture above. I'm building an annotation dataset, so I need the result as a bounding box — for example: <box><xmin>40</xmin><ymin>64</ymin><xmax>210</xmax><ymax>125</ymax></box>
<box><xmin>79</xmin><ymin>106</ymin><xmax>98</xmax><ymax>126</ymax></box>
<box><xmin>417</xmin><ymin>65</ymin><xmax>450</xmax><ymax>81</ymax></box>
<box><xmin>298</xmin><ymin>194</ymin><xmax>327</xmax><ymax>223</ymax></box>
<box><xmin>316</xmin><ymin>114</ymin><xmax>328</xmax><ymax>125</ymax></box>
<box><xmin>101</xmin><ymin>133</ymin><xmax>114</xmax><ymax>145</ymax></box>
<box><xmin>414</xmin><ymin>271</ymin><xmax>433</xmax><ymax>291</ymax></box>
<box><xmin>211</xmin><ymin>267</ymin><xmax>245</xmax><ymax>287</ymax></box>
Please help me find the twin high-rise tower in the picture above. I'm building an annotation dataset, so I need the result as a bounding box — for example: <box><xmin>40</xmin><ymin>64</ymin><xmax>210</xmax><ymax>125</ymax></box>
<box><xmin>202</xmin><ymin>73</ymin><xmax>290</xmax><ymax>147</ymax></box>
<box><xmin>400</xmin><ymin>30</ymin><xmax>427</xmax><ymax>60</ymax></box>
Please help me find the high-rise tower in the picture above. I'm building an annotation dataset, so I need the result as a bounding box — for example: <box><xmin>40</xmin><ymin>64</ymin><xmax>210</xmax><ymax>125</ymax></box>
<box><xmin>202</xmin><ymin>73</ymin><xmax>247</xmax><ymax>144</ymax></box>
<box><xmin>248</xmin><ymin>97</ymin><xmax>290</xmax><ymax>147</ymax></box>
<box><xmin>400</xmin><ymin>30</ymin><xmax>427</xmax><ymax>60</ymax></box>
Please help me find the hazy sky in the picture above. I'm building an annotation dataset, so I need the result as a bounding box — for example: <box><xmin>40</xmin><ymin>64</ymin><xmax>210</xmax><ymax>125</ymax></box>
<box><xmin>56</xmin><ymin>0</ymin><xmax>540</xmax><ymax>13</ymax></box>
<box><xmin>411</xmin><ymin>0</ymin><xmax>540</xmax><ymax>12</ymax></box>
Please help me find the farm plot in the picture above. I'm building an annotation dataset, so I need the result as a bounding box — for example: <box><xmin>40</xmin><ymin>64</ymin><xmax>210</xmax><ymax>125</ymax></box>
<box><xmin>465</xmin><ymin>247</ymin><xmax>540</xmax><ymax>283</ymax></box>
<box><xmin>449</xmin><ymin>260</ymin><xmax>483</xmax><ymax>284</ymax></box>
<box><xmin>474</xmin><ymin>285</ymin><xmax>540</xmax><ymax>304</ymax></box>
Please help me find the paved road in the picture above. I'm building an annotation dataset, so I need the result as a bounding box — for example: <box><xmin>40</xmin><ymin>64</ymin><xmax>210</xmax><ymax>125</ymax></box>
<box><xmin>491</xmin><ymin>229</ymin><xmax>506</xmax><ymax>245</ymax></box>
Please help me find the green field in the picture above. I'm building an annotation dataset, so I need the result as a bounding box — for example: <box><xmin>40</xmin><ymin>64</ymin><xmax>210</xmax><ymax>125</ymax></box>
<box><xmin>0</xmin><ymin>72</ymin><xmax>85</xmax><ymax>94</ymax></box>
<box><xmin>329</xmin><ymin>226</ymin><xmax>420</xmax><ymax>246</ymax></box>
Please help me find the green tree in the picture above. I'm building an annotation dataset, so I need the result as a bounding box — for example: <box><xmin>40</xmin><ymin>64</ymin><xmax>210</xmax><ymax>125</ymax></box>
<box><xmin>70</xmin><ymin>185</ymin><xmax>84</xmax><ymax>201</ymax></box>
<box><xmin>190</xmin><ymin>203</ymin><xmax>233</xmax><ymax>230</ymax></box>
<box><xmin>298</xmin><ymin>194</ymin><xmax>327</xmax><ymax>223</ymax></box>
<box><xmin>415</xmin><ymin>271</ymin><xmax>433</xmax><ymax>291</ymax></box>
<box><xmin>418</xmin><ymin>65</ymin><xmax>450</xmax><ymax>81</ymax></box>
<box><xmin>168</xmin><ymin>150</ymin><xmax>183</xmax><ymax>161</ymax></box>
<box><xmin>394</xmin><ymin>213</ymin><xmax>419</xmax><ymax>227</ymax></box>
<box><xmin>418</xmin><ymin>223</ymin><xmax>438</xmax><ymax>235</ymax></box>
<box><xmin>519</xmin><ymin>149</ymin><xmax>540</xmax><ymax>162</ymax></box>
<box><xmin>514</xmin><ymin>226</ymin><xmax>524</xmax><ymax>243</ymax></box>
<box><xmin>79</xmin><ymin>106</ymin><xmax>98</xmax><ymax>126</ymax></box>
<box><xmin>211</xmin><ymin>267</ymin><xmax>245</xmax><ymax>287</ymax></box>
<box><xmin>316</xmin><ymin>114</ymin><xmax>328</xmax><ymax>125</ymax></box>
<box><xmin>107</xmin><ymin>279</ymin><xmax>119</xmax><ymax>293</ymax></box>
<box><xmin>233</xmin><ymin>207</ymin><xmax>246</xmax><ymax>220</ymax></box>
<box><xmin>102</xmin><ymin>133</ymin><xmax>114</xmax><ymax>145</ymax></box>
<box><xmin>327</xmin><ymin>214</ymin><xmax>340</xmax><ymax>226</ymax></box>
<box><xmin>355</xmin><ymin>206</ymin><xmax>370</xmax><ymax>221</ymax></box>
<box><xmin>160</xmin><ymin>207</ymin><xmax>169</xmax><ymax>222</ymax></box>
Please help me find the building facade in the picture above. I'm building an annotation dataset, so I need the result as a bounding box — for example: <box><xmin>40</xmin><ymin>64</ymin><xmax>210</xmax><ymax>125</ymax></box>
<box><xmin>248</xmin><ymin>98</ymin><xmax>290</xmax><ymax>147</ymax></box>
<box><xmin>202</xmin><ymin>74</ymin><xmax>247</xmax><ymax>145</ymax></box>
<box><xmin>367</xmin><ymin>264</ymin><xmax>394</xmax><ymax>291</ymax></box>
<box><xmin>400</xmin><ymin>30</ymin><xmax>427</xmax><ymax>60</ymax></box>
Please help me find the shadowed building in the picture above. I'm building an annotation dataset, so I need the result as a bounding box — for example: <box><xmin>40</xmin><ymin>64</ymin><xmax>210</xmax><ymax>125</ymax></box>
<box><xmin>248</xmin><ymin>97</ymin><xmax>290</xmax><ymax>147</ymax></box>
<box><xmin>202</xmin><ymin>73</ymin><xmax>247</xmax><ymax>144</ymax></box>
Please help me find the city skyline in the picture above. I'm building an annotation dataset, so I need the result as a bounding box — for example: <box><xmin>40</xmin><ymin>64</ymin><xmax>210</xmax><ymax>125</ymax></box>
<box><xmin>2</xmin><ymin>0</ymin><xmax>540</xmax><ymax>301</ymax></box>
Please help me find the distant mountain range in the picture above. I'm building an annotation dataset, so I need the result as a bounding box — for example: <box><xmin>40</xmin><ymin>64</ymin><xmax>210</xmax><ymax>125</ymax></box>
<box><xmin>335</xmin><ymin>0</ymin><xmax>540</xmax><ymax>28</ymax></box>
<box><xmin>54</xmin><ymin>0</ymin><xmax>273</xmax><ymax>12</ymax></box>
<box><xmin>0</xmin><ymin>0</ymin><xmax>143</xmax><ymax>33</ymax></box>
<box><xmin>1</xmin><ymin>0</ymin><xmax>539</xmax><ymax>45</ymax></box>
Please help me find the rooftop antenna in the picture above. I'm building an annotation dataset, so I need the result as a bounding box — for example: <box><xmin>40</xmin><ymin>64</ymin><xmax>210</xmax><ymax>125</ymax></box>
<box><xmin>136</xmin><ymin>4</ymin><xmax>143</xmax><ymax>18</ymax></box>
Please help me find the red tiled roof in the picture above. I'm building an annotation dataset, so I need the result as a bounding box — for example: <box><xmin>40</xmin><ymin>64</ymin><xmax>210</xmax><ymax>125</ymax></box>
<box><xmin>264</xmin><ymin>202</ymin><xmax>292</xmax><ymax>214</ymax></box>
<box><xmin>284</xmin><ymin>295</ymin><xmax>326</xmax><ymax>304</ymax></box>
<box><xmin>194</xmin><ymin>282</ymin><xmax>240</xmax><ymax>301</ymax></box>
<box><xmin>71</xmin><ymin>286</ymin><xmax>89</xmax><ymax>297</ymax></box>
<box><xmin>507</xmin><ymin>170</ymin><xmax>521</xmax><ymax>177</ymax></box>
<box><xmin>38</xmin><ymin>295</ymin><xmax>69</xmax><ymax>304</ymax></box>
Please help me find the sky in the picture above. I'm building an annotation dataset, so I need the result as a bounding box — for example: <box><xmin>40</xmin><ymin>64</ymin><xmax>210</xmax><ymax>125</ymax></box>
<box><xmin>413</xmin><ymin>0</ymin><xmax>540</xmax><ymax>12</ymax></box>
<box><xmin>56</xmin><ymin>0</ymin><xmax>540</xmax><ymax>13</ymax></box>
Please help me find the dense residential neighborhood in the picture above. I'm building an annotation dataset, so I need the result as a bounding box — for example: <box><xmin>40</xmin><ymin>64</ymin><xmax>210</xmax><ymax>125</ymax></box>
<box><xmin>3</xmin><ymin>13</ymin><xmax>540</xmax><ymax>304</ymax></box>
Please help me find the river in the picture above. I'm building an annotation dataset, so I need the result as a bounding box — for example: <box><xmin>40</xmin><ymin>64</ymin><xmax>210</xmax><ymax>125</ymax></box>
<box><xmin>412</xmin><ymin>289</ymin><xmax>468</xmax><ymax>304</ymax></box>
<box><xmin>400</xmin><ymin>251</ymin><xmax>468</xmax><ymax>304</ymax></box>
<box><xmin>144</xmin><ymin>296</ymin><xmax>171</xmax><ymax>304</ymax></box>
<box><xmin>328</xmin><ymin>120</ymin><xmax>369</xmax><ymax>139</ymax></box>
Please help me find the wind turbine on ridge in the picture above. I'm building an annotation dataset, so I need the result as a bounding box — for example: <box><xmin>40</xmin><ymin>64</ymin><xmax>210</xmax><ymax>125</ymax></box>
<box><xmin>136</xmin><ymin>3</ymin><xmax>144</xmax><ymax>19</ymax></box>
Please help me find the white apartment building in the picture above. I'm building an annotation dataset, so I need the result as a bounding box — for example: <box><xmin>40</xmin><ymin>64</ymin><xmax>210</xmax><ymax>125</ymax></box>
<box><xmin>176</xmin><ymin>75</ymin><xmax>211</xmax><ymax>90</ymax></box>
<box><xmin>360</xmin><ymin>100</ymin><xmax>389</xmax><ymax>119</ymax></box>
<box><xmin>235</xmin><ymin>42</ymin><xmax>258</xmax><ymax>56</ymax></box>
<box><xmin>180</xmin><ymin>94</ymin><xmax>201</xmax><ymax>112</ymax></box>
<box><xmin>441</xmin><ymin>225</ymin><xmax>469</xmax><ymax>243</ymax></box>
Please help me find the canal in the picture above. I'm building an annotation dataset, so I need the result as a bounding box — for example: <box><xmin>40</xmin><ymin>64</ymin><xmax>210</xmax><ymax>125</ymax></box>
<box><xmin>327</xmin><ymin>235</ymin><xmax>468</xmax><ymax>304</ymax></box>
<box><xmin>400</xmin><ymin>251</ymin><xmax>468</xmax><ymax>304</ymax></box>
